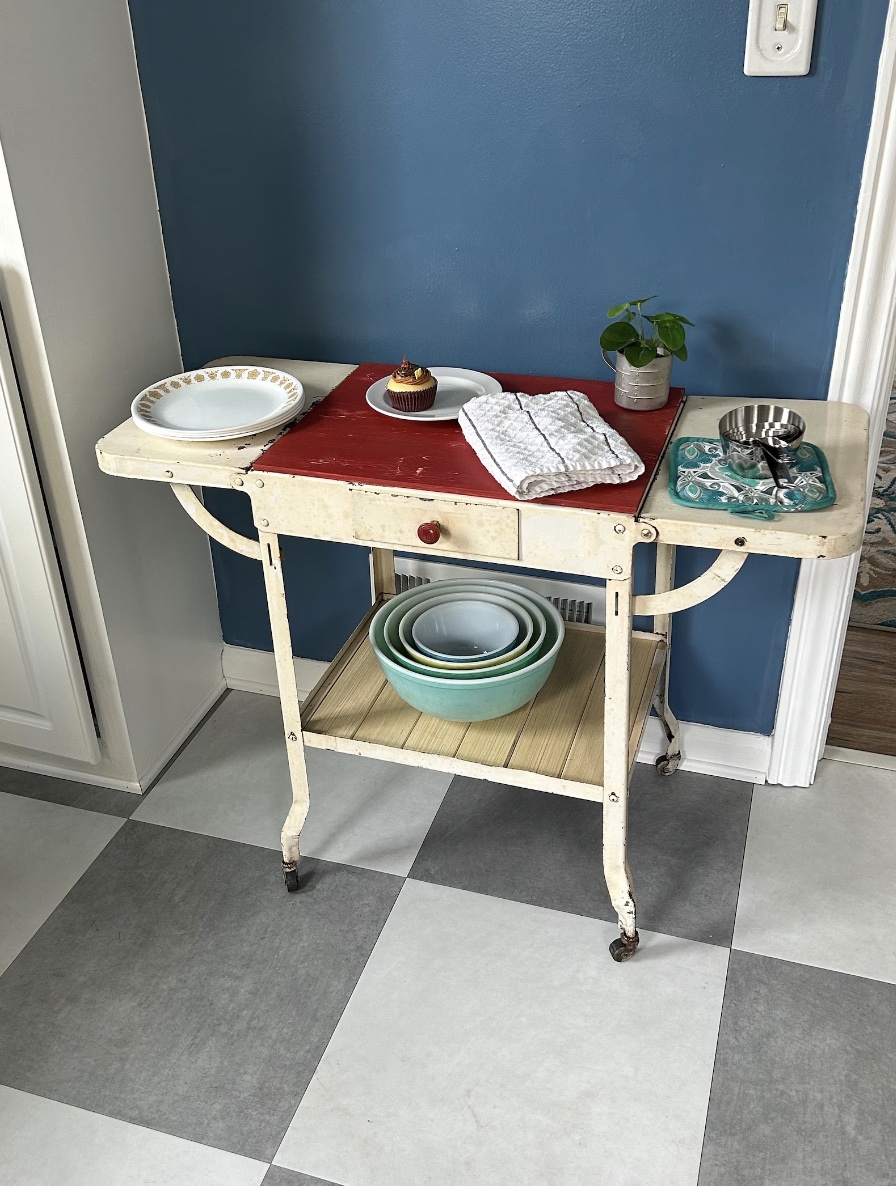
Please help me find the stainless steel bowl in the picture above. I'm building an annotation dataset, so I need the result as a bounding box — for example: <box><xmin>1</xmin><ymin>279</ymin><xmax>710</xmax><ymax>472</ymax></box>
<box><xmin>718</xmin><ymin>404</ymin><xmax>807</xmax><ymax>503</ymax></box>
<box><xmin>719</xmin><ymin>404</ymin><xmax>806</xmax><ymax>449</ymax></box>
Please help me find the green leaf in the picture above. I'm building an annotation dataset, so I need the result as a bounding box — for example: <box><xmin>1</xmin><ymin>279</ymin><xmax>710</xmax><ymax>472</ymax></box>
<box><xmin>647</xmin><ymin>312</ymin><xmax>695</xmax><ymax>329</ymax></box>
<box><xmin>607</xmin><ymin>301</ymin><xmax>631</xmax><ymax>318</ymax></box>
<box><xmin>655</xmin><ymin>320</ymin><xmax>686</xmax><ymax>352</ymax></box>
<box><xmin>600</xmin><ymin>322</ymin><xmax>639</xmax><ymax>350</ymax></box>
<box><xmin>672</xmin><ymin>344</ymin><xmax>688</xmax><ymax>362</ymax></box>
<box><xmin>630</xmin><ymin>294</ymin><xmax>658</xmax><ymax>309</ymax></box>
<box><xmin>623</xmin><ymin>341</ymin><xmax>658</xmax><ymax>367</ymax></box>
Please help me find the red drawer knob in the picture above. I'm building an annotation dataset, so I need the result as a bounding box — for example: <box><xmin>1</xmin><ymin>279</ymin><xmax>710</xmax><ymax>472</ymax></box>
<box><xmin>417</xmin><ymin>520</ymin><xmax>441</xmax><ymax>545</ymax></box>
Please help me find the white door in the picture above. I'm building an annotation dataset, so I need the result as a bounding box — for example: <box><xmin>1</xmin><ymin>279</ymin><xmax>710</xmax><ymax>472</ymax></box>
<box><xmin>0</xmin><ymin>306</ymin><xmax>98</xmax><ymax>761</ymax></box>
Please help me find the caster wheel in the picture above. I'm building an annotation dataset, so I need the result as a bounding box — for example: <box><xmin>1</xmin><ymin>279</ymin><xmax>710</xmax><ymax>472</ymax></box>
<box><xmin>283</xmin><ymin>864</ymin><xmax>300</xmax><ymax>892</ymax></box>
<box><xmin>609</xmin><ymin>932</ymin><xmax>640</xmax><ymax>962</ymax></box>
<box><xmin>655</xmin><ymin>753</ymin><xmax>680</xmax><ymax>776</ymax></box>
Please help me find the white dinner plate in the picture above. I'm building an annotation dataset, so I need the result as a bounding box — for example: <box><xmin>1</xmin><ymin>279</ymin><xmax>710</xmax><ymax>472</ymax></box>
<box><xmin>131</xmin><ymin>365</ymin><xmax>305</xmax><ymax>441</ymax></box>
<box><xmin>366</xmin><ymin>367</ymin><xmax>502</xmax><ymax>421</ymax></box>
<box><xmin>145</xmin><ymin>403</ymin><xmax>304</xmax><ymax>443</ymax></box>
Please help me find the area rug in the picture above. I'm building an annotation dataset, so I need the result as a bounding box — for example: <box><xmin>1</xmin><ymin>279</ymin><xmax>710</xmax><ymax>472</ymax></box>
<box><xmin>852</xmin><ymin>392</ymin><xmax>896</xmax><ymax>628</ymax></box>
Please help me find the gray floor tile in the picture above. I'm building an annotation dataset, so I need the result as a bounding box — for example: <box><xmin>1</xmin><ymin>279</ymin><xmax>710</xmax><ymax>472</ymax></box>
<box><xmin>409</xmin><ymin>765</ymin><xmax>753</xmax><ymax>945</ymax></box>
<box><xmin>262</xmin><ymin>1167</ymin><xmax>339</xmax><ymax>1186</ymax></box>
<box><xmin>0</xmin><ymin>821</ymin><xmax>401</xmax><ymax>1163</ymax></box>
<box><xmin>0</xmin><ymin>1084</ymin><xmax>268</xmax><ymax>1185</ymax></box>
<box><xmin>0</xmin><ymin>792</ymin><xmax>124</xmax><ymax>975</ymax></box>
<box><xmin>699</xmin><ymin>951</ymin><xmax>896</xmax><ymax>1186</ymax></box>
<box><xmin>734</xmin><ymin>759</ymin><xmax>896</xmax><ymax>982</ymax></box>
<box><xmin>134</xmin><ymin>692</ymin><xmax>451</xmax><ymax>876</ymax></box>
<box><xmin>0</xmin><ymin>764</ymin><xmax>139</xmax><ymax>817</ymax></box>
<box><xmin>276</xmin><ymin>879</ymin><xmax>728</xmax><ymax>1186</ymax></box>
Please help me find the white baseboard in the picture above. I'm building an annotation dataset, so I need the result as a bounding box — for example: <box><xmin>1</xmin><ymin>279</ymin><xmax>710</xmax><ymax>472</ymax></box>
<box><xmin>223</xmin><ymin>644</ymin><xmax>769</xmax><ymax>784</ymax></box>
<box><xmin>223</xmin><ymin>644</ymin><xmax>327</xmax><ymax>700</ymax></box>
<box><xmin>0</xmin><ymin>677</ymin><xmax>227</xmax><ymax>794</ymax></box>
<box><xmin>637</xmin><ymin>717</ymin><xmax>769</xmax><ymax>783</ymax></box>
<box><xmin>0</xmin><ymin>752</ymin><xmax>144</xmax><ymax>794</ymax></box>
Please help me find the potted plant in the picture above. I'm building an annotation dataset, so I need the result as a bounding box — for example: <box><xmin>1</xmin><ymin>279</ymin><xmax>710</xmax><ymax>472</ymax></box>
<box><xmin>599</xmin><ymin>296</ymin><xmax>692</xmax><ymax>411</ymax></box>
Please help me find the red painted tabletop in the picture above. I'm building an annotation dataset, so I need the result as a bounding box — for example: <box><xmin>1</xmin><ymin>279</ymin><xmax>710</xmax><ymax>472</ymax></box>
<box><xmin>254</xmin><ymin>364</ymin><xmax>685</xmax><ymax>516</ymax></box>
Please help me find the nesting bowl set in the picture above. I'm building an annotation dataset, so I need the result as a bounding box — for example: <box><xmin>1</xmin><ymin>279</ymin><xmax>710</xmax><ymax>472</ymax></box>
<box><xmin>368</xmin><ymin>579</ymin><xmax>566</xmax><ymax>722</ymax></box>
<box><xmin>719</xmin><ymin>404</ymin><xmax>807</xmax><ymax>502</ymax></box>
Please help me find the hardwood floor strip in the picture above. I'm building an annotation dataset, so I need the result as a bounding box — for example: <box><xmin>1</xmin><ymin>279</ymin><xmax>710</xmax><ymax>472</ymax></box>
<box><xmin>828</xmin><ymin>624</ymin><xmax>896</xmax><ymax>755</ymax></box>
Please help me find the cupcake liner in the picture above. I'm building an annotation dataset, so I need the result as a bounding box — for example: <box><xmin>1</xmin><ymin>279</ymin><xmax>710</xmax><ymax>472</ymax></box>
<box><xmin>385</xmin><ymin>380</ymin><xmax>438</xmax><ymax>412</ymax></box>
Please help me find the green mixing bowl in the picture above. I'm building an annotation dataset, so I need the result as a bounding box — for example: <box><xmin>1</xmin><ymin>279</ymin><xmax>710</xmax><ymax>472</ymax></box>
<box><xmin>384</xmin><ymin>589</ymin><xmax>546</xmax><ymax>680</ymax></box>
<box><xmin>369</xmin><ymin>586</ymin><xmax>564</xmax><ymax>721</ymax></box>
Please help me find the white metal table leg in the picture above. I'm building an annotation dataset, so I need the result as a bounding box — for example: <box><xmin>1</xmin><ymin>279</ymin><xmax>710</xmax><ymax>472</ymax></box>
<box><xmin>652</xmin><ymin>542</ymin><xmax>681</xmax><ymax>775</ymax></box>
<box><xmin>603</xmin><ymin>575</ymin><xmax>639</xmax><ymax>961</ymax></box>
<box><xmin>259</xmin><ymin>529</ymin><xmax>312</xmax><ymax>892</ymax></box>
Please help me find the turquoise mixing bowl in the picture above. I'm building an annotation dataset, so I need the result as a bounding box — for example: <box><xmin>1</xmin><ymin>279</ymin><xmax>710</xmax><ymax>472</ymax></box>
<box><xmin>402</xmin><ymin>593</ymin><xmax>534</xmax><ymax>667</ymax></box>
<box><xmin>388</xmin><ymin>620</ymin><xmax>541</xmax><ymax>681</ymax></box>
<box><xmin>369</xmin><ymin>583</ymin><xmax>564</xmax><ymax>721</ymax></box>
<box><xmin>386</xmin><ymin>591</ymin><xmax>545</xmax><ymax>680</ymax></box>
<box><xmin>381</xmin><ymin>578</ymin><xmax>552</xmax><ymax>658</ymax></box>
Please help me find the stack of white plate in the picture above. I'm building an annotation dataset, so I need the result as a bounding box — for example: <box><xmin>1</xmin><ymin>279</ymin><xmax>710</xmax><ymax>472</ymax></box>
<box><xmin>131</xmin><ymin>365</ymin><xmax>305</xmax><ymax>441</ymax></box>
<box><xmin>369</xmin><ymin>579</ymin><xmax>565</xmax><ymax>722</ymax></box>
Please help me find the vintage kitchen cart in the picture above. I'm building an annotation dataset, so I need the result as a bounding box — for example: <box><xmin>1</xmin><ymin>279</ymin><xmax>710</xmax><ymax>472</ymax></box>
<box><xmin>96</xmin><ymin>359</ymin><xmax>869</xmax><ymax>961</ymax></box>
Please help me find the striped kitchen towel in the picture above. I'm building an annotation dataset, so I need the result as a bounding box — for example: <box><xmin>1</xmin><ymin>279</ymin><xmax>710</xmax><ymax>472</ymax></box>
<box><xmin>458</xmin><ymin>389</ymin><xmax>644</xmax><ymax>500</ymax></box>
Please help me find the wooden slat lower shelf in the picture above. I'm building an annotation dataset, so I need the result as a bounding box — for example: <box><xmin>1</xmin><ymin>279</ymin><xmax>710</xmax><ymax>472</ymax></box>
<box><xmin>301</xmin><ymin>600</ymin><xmax>666</xmax><ymax>801</ymax></box>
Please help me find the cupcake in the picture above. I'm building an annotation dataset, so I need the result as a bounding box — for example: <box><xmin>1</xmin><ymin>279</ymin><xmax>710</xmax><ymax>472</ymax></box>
<box><xmin>385</xmin><ymin>356</ymin><xmax>438</xmax><ymax>412</ymax></box>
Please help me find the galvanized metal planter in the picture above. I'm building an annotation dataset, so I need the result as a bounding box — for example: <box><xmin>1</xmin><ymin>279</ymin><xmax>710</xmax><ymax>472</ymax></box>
<box><xmin>602</xmin><ymin>348</ymin><xmax>673</xmax><ymax>411</ymax></box>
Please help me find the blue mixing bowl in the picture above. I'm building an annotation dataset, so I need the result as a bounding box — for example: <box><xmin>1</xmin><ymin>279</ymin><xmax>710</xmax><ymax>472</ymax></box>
<box><xmin>369</xmin><ymin>583</ymin><xmax>564</xmax><ymax>721</ymax></box>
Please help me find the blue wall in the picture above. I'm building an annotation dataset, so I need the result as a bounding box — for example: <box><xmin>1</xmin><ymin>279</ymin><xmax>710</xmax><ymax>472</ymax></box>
<box><xmin>128</xmin><ymin>0</ymin><xmax>886</xmax><ymax>731</ymax></box>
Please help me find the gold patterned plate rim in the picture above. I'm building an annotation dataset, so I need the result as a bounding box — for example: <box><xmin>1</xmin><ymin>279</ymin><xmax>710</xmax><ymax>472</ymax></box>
<box><xmin>130</xmin><ymin>366</ymin><xmax>305</xmax><ymax>440</ymax></box>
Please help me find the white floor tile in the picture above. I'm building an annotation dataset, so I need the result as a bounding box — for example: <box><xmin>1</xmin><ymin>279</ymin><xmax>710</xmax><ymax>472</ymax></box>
<box><xmin>0</xmin><ymin>792</ymin><xmax>123</xmax><ymax>976</ymax></box>
<box><xmin>0</xmin><ymin>1086</ymin><xmax>267</xmax><ymax>1186</ymax></box>
<box><xmin>133</xmin><ymin>692</ymin><xmax>451</xmax><ymax>876</ymax></box>
<box><xmin>298</xmin><ymin>748</ymin><xmax>452</xmax><ymax>875</ymax></box>
<box><xmin>734</xmin><ymin>759</ymin><xmax>896</xmax><ymax>983</ymax></box>
<box><xmin>275</xmin><ymin>880</ymin><xmax>728</xmax><ymax>1186</ymax></box>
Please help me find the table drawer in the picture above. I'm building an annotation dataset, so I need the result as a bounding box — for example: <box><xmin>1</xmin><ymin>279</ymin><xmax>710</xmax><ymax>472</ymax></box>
<box><xmin>350</xmin><ymin>489</ymin><xmax>519</xmax><ymax>560</ymax></box>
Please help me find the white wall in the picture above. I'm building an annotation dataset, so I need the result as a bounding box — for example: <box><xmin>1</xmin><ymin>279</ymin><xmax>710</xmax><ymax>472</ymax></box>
<box><xmin>0</xmin><ymin>0</ymin><xmax>223</xmax><ymax>788</ymax></box>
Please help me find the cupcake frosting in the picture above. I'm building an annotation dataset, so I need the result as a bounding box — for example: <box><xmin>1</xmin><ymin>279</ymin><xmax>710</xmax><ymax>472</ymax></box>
<box><xmin>389</xmin><ymin>357</ymin><xmax>434</xmax><ymax>388</ymax></box>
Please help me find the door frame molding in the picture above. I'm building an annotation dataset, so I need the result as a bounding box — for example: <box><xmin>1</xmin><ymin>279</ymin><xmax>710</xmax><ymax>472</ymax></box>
<box><xmin>0</xmin><ymin>304</ymin><xmax>99</xmax><ymax>761</ymax></box>
<box><xmin>0</xmin><ymin>135</ymin><xmax>137</xmax><ymax>778</ymax></box>
<box><xmin>768</xmin><ymin>1</ymin><xmax>896</xmax><ymax>785</ymax></box>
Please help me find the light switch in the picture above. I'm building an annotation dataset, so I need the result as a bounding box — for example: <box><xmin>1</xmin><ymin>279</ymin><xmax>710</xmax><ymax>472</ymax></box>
<box><xmin>745</xmin><ymin>0</ymin><xmax>818</xmax><ymax>77</ymax></box>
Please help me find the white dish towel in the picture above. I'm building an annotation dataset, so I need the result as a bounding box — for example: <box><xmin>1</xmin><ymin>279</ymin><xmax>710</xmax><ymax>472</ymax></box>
<box><xmin>458</xmin><ymin>389</ymin><xmax>645</xmax><ymax>500</ymax></box>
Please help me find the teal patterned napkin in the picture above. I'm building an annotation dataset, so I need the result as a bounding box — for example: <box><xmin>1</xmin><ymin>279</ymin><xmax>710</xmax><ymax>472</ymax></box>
<box><xmin>669</xmin><ymin>437</ymin><xmax>836</xmax><ymax>518</ymax></box>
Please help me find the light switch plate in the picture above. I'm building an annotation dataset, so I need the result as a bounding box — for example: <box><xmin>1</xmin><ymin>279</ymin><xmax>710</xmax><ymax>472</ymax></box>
<box><xmin>744</xmin><ymin>0</ymin><xmax>818</xmax><ymax>76</ymax></box>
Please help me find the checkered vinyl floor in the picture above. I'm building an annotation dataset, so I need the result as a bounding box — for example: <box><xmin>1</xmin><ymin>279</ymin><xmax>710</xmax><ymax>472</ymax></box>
<box><xmin>1</xmin><ymin>691</ymin><xmax>894</xmax><ymax>1185</ymax></box>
